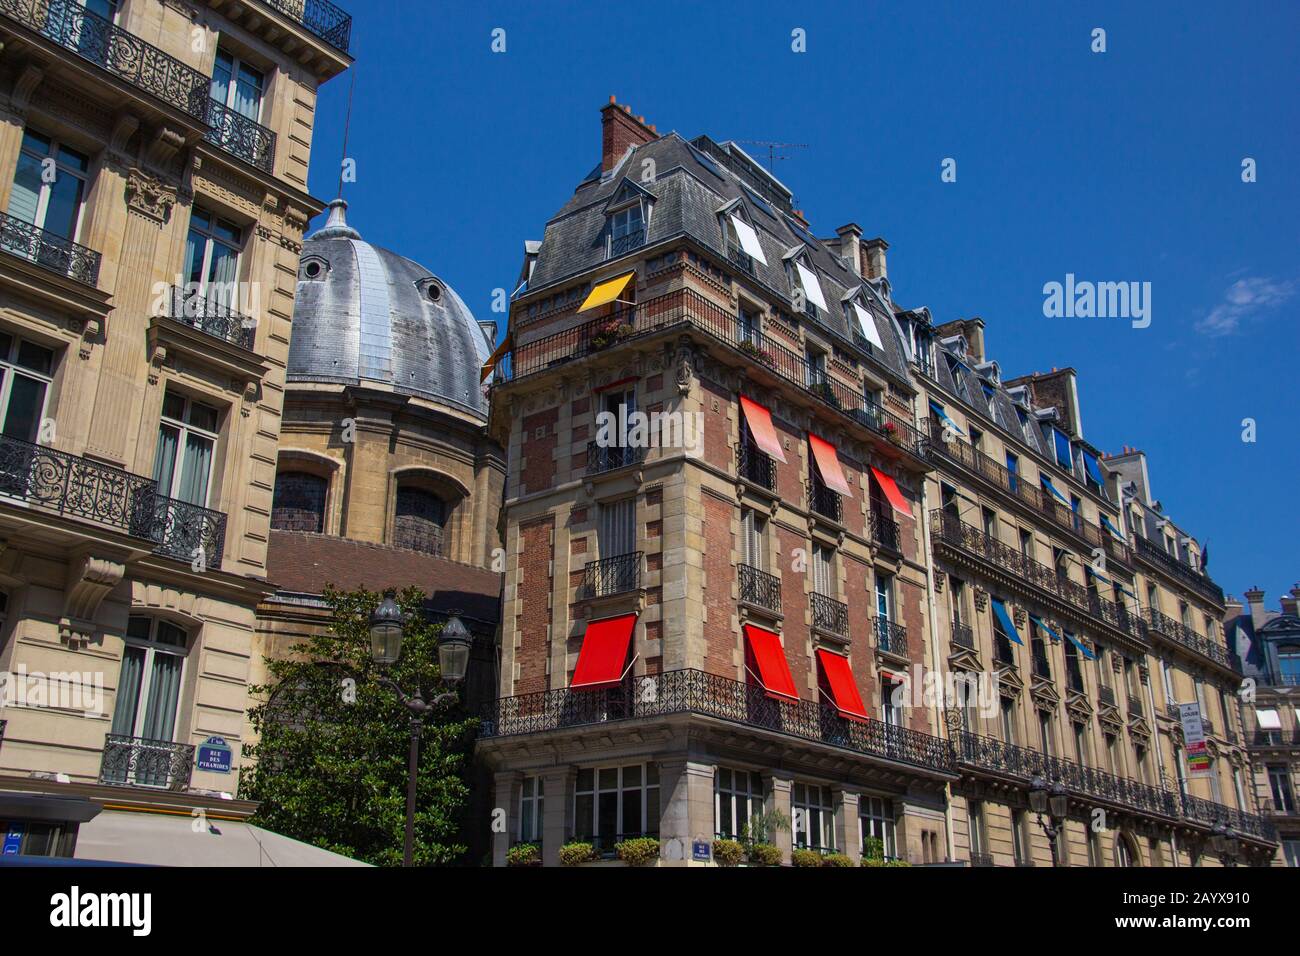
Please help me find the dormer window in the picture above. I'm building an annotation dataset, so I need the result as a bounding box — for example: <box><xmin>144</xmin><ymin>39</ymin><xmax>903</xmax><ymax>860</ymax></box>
<box><xmin>605</xmin><ymin>181</ymin><xmax>651</xmax><ymax>259</ymax></box>
<box><xmin>790</xmin><ymin>257</ymin><xmax>827</xmax><ymax>317</ymax></box>
<box><xmin>723</xmin><ymin>211</ymin><xmax>767</xmax><ymax>275</ymax></box>
<box><xmin>944</xmin><ymin>353</ymin><xmax>970</xmax><ymax>401</ymax></box>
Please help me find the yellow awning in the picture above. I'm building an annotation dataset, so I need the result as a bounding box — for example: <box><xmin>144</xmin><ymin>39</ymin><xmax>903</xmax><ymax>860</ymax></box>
<box><xmin>480</xmin><ymin>334</ymin><xmax>512</xmax><ymax>383</ymax></box>
<box><xmin>577</xmin><ymin>272</ymin><xmax>634</xmax><ymax>313</ymax></box>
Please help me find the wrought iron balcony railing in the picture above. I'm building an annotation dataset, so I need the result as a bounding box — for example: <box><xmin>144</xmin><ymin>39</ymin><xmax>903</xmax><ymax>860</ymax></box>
<box><xmin>480</xmin><ymin>668</ymin><xmax>957</xmax><ymax>776</ymax></box>
<box><xmin>1</xmin><ymin>0</ymin><xmax>209</xmax><ymax>120</ymax></box>
<box><xmin>584</xmin><ymin>552</ymin><xmax>642</xmax><ymax>598</ymax></box>
<box><xmin>726</xmin><ymin>243</ymin><xmax>756</xmax><ymax>276</ymax></box>
<box><xmin>811</xmin><ymin>591</ymin><xmax>848</xmax><ymax>637</ymax></box>
<box><xmin>1180</xmin><ymin>792</ymin><xmax>1276</xmax><ymax>842</ymax></box>
<box><xmin>0</xmin><ymin>210</ymin><xmax>101</xmax><ymax>286</ymax></box>
<box><xmin>874</xmin><ymin>617</ymin><xmax>908</xmax><ymax>657</ymax></box>
<box><xmin>1134</xmin><ymin>535</ymin><xmax>1225</xmax><ymax>605</ymax></box>
<box><xmin>609</xmin><ymin>228</ymin><xmax>646</xmax><ymax>259</ymax></box>
<box><xmin>923</xmin><ymin>419</ymin><xmax>1131</xmax><ymax>568</ymax></box>
<box><xmin>1251</xmin><ymin>729</ymin><xmax>1300</xmax><ymax>748</ymax></box>
<box><xmin>258</xmin><ymin>0</ymin><xmax>353</xmax><ymax>53</ymax></box>
<box><xmin>969</xmin><ymin>852</ymin><xmax>994</xmax><ymax>867</ymax></box>
<box><xmin>98</xmin><ymin>734</ymin><xmax>195</xmax><ymax>791</ymax></box>
<box><xmin>1128</xmin><ymin>695</ymin><xmax>1144</xmax><ymax>719</ymax></box>
<box><xmin>162</xmin><ymin>285</ymin><xmax>257</xmax><ymax>350</ymax></box>
<box><xmin>809</xmin><ymin>477</ymin><xmax>842</xmax><ymax>523</ymax></box>
<box><xmin>951</xmin><ymin>620</ymin><xmax>975</xmax><ymax>650</ymax></box>
<box><xmin>869</xmin><ymin>509</ymin><xmax>900</xmax><ymax>552</ymax></box>
<box><xmin>0</xmin><ymin>433</ymin><xmax>226</xmax><ymax>569</ymax></box>
<box><xmin>958</xmin><ymin>730</ymin><xmax>1178</xmax><ymax>819</ymax></box>
<box><xmin>1141</xmin><ymin>608</ymin><xmax>1231</xmax><ymax>668</ymax></box>
<box><xmin>586</xmin><ymin>441</ymin><xmax>645</xmax><ymax>476</ymax></box>
<box><xmin>738</xmin><ymin>563</ymin><xmax>781</xmax><ymax>614</ymax></box>
<box><xmin>1032</xmin><ymin>649</ymin><xmax>1051</xmax><ymax>680</ymax></box>
<box><xmin>1066</xmin><ymin>664</ymin><xmax>1085</xmax><ymax>693</ymax></box>
<box><xmin>205</xmin><ymin>100</ymin><xmax>276</xmax><ymax>173</ymax></box>
<box><xmin>499</xmin><ymin>288</ymin><xmax>927</xmax><ymax>459</ymax></box>
<box><xmin>144</xmin><ymin>495</ymin><xmax>227</xmax><ymax>569</ymax></box>
<box><xmin>1099</xmin><ymin>685</ymin><xmax>1116</xmax><ymax>708</ymax></box>
<box><xmin>930</xmin><ymin>510</ymin><xmax>1139</xmax><ymax>640</ymax></box>
<box><xmin>736</xmin><ymin>442</ymin><xmax>776</xmax><ymax>490</ymax></box>
<box><xmin>995</xmin><ymin>632</ymin><xmax>1017</xmax><ymax>666</ymax></box>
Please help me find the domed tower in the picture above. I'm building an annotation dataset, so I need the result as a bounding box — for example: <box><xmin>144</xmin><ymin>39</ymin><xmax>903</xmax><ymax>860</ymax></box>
<box><xmin>266</xmin><ymin>199</ymin><xmax>505</xmax><ymax>570</ymax></box>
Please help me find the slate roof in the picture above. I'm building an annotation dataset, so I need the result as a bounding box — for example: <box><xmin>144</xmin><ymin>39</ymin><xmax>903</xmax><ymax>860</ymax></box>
<box><xmin>526</xmin><ymin>132</ymin><xmax>911</xmax><ymax>381</ymax></box>
<box><xmin>930</xmin><ymin>344</ymin><xmax>1054</xmax><ymax>460</ymax></box>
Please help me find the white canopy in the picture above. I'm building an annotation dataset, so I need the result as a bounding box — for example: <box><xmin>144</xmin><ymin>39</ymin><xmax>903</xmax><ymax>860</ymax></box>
<box><xmin>1256</xmin><ymin>708</ymin><xmax>1282</xmax><ymax>730</ymax></box>
<box><xmin>853</xmin><ymin>302</ymin><xmax>884</xmax><ymax>349</ymax></box>
<box><xmin>729</xmin><ymin>215</ymin><xmax>768</xmax><ymax>265</ymax></box>
<box><xmin>795</xmin><ymin>262</ymin><xmax>828</xmax><ymax>312</ymax></box>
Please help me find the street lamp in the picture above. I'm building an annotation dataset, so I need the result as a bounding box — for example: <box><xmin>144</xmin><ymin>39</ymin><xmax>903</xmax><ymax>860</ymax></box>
<box><xmin>1209</xmin><ymin>822</ymin><xmax>1236</xmax><ymax>865</ymax></box>
<box><xmin>1028</xmin><ymin>776</ymin><xmax>1070</xmax><ymax>866</ymax></box>
<box><xmin>367</xmin><ymin>591</ymin><xmax>472</xmax><ymax>867</ymax></box>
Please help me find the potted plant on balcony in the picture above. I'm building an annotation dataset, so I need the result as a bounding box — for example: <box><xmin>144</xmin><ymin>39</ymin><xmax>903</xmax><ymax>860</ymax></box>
<box><xmin>738</xmin><ymin>339</ymin><xmax>776</xmax><ymax>368</ymax></box>
<box><xmin>712</xmin><ymin>838</ymin><xmax>745</xmax><ymax>867</ymax></box>
<box><xmin>812</xmin><ymin>379</ymin><xmax>842</xmax><ymax>411</ymax></box>
<box><xmin>506</xmin><ymin>842</ymin><xmax>541</xmax><ymax>867</ymax></box>
<box><xmin>590</xmin><ymin>319</ymin><xmax>633</xmax><ymax>350</ymax></box>
<box><xmin>614</xmin><ymin>836</ymin><xmax>661</xmax><ymax>866</ymax></box>
<box><xmin>559</xmin><ymin>841</ymin><xmax>598</xmax><ymax>866</ymax></box>
<box><xmin>739</xmin><ymin>808</ymin><xmax>790</xmax><ymax>866</ymax></box>
<box><xmin>860</xmin><ymin>835</ymin><xmax>910</xmax><ymax>866</ymax></box>
<box><xmin>881</xmin><ymin>420</ymin><xmax>903</xmax><ymax>446</ymax></box>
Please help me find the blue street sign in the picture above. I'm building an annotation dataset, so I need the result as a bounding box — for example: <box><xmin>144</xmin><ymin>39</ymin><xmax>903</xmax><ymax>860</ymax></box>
<box><xmin>196</xmin><ymin>736</ymin><xmax>233</xmax><ymax>774</ymax></box>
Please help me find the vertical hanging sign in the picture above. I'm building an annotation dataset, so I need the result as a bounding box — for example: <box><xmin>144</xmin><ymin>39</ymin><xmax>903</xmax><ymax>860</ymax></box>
<box><xmin>1179</xmin><ymin>702</ymin><xmax>1212</xmax><ymax>776</ymax></box>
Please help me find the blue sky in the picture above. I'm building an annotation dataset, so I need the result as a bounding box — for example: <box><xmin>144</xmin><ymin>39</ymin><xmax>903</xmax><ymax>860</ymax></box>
<box><xmin>309</xmin><ymin>0</ymin><xmax>1300</xmax><ymax>607</ymax></box>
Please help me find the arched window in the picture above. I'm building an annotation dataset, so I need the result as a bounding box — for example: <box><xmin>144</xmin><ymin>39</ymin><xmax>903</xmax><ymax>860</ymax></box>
<box><xmin>271</xmin><ymin>471</ymin><xmax>328</xmax><ymax>533</ymax></box>
<box><xmin>394</xmin><ymin>486</ymin><xmax>446</xmax><ymax>555</ymax></box>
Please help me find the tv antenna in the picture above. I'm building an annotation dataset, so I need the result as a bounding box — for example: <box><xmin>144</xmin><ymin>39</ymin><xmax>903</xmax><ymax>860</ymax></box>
<box><xmin>736</xmin><ymin>139</ymin><xmax>808</xmax><ymax>173</ymax></box>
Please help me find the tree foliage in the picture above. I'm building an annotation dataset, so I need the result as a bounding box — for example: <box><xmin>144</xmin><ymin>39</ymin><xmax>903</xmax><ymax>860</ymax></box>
<box><xmin>242</xmin><ymin>586</ymin><xmax>477</xmax><ymax>866</ymax></box>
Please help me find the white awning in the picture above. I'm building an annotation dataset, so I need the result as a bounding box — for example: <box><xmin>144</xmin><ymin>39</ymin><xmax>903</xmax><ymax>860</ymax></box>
<box><xmin>74</xmin><ymin>810</ymin><xmax>372</xmax><ymax>867</ymax></box>
<box><xmin>853</xmin><ymin>302</ymin><xmax>884</xmax><ymax>349</ymax></box>
<box><xmin>729</xmin><ymin>215</ymin><xmax>768</xmax><ymax>265</ymax></box>
<box><xmin>1256</xmin><ymin>708</ymin><xmax>1282</xmax><ymax>730</ymax></box>
<box><xmin>795</xmin><ymin>262</ymin><xmax>828</xmax><ymax>312</ymax></box>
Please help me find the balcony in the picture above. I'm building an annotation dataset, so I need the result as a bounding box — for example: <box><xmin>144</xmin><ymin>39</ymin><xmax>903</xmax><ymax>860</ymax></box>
<box><xmin>497</xmin><ymin>288</ymin><xmax>927</xmax><ymax>461</ymax></box>
<box><xmin>1099</xmin><ymin>685</ymin><xmax>1116</xmax><ymax>708</ymax></box>
<box><xmin>736</xmin><ymin>442</ymin><xmax>776</xmax><ymax>490</ymax></box>
<box><xmin>930</xmin><ymin>509</ymin><xmax>1139</xmax><ymax>641</ymax></box>
<box><xmin>258</xmin><ymin>0</ymin><xmax>353</xmax><ymax>53</ymax></box>
<box><xmin>1251</xmin><ymin>729</ymin><xmax>1300</xmax><ymax>748</ymax></box>
<box><xmin>609</xmin><ymin>228</ymin><xmax>646</xmax><ymax>259</ymax></box>
<box><xmin>809</xmin><ymin>478</ymin><xmax>842</xmax><ymax>523</ymax></box>
<box><xmin>1031</xmin><ymin>648</ymin><xmax>1051</xmax><ymax>680</ymax></box>
<box><xmin>811</xmin><ymin>592</ymin><xmax>848</xmax><ymax>637</ymax></box>
<box><xmin>205</xmin><ymin>100</ymin><xmax>277</xmax><ymax>174</ymax></box>
<box><xmin>1134</xmin><ymin>536</ymin><xmax>1224</xmax><ymax>605</ymax></box>
<box><xmin>0</xmin><ymin>433</ymin><xmax>227</xmax><ymax>569</ymax></box>
<box><xmin>480</xmin><ymin>668</ymin><xmax>957</xmax><ymax>777</ymax></box>
<box><xmin>951</xmin><ymin>620</ymin><xmax>975</xmax><ymax>650</ymax></box>
<box><xmin>923</xmin><ymin>419</ymin><xmax>1132</xmax><ymax>568</ymax></box>
<box><xmin>969</xmin><ymin>852</ymin><xmax>994</xmax><ymax>867</ymax></box>
<box><xmin>98</xmin><ymin>734</ymin><xmax>195</xmax><ymax>791</ymax></box>
<box><xmin>1128</xmin><ymin>696</ymin><xmax>1144</xmax><ymax>719</ymax></box>
<box><xmin>0</xmin><ymin>211</ymin><xmax>101</xmax><ymax>287</ymax></box>
<box><xmin>874</xmin><ymin>617</ymin><xmax>908</xmax><ymax>658</ymax></box>
<box><xmin>1</xmin><ymin>0</ymin><xmax>209</xmax><ymax>120</ymax></box>
<box><xmin>586</xmin><ymin>441</ymin><xmax>645</xmax><ymax>476</ymax></box>
<box><xmin>869</xmin><ymin>509</ymin><xmax>900</xmax><ymax>552</ymax></box>
<box><xmin>1141</xmin><ymin>609</ymin><xmax>1231</xmax><ymax>668</ymax></box>
<box><xmin>584</xmin><ymin>552</ymin><xmax>642</xmax><ymax>598</ymax></box>
<box><xmin>1180</xmin><ymin>792</ymin><xmax>1277</xmax><ymax>842</ymax></box>
<box><xmin>726</xmin><ymin>243</ymin><xmax>756</xmax><ymax>277</ymax></box>
<box><xmin>738</xmin><ymin>563</ymin><xmax>781</xmax><ymax>614</ymax></box>
<box><xmin>1066</xmin><ymin>664</ymin><xmax>1085</xmax><ymax>693</ymax></box>
<box><xmin>162</xmin><ymin>285</ymin><xmax>256</xmax><ymax>350</ymax></box>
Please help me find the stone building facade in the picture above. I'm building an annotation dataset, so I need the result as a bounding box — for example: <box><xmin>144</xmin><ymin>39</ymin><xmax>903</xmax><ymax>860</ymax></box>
<box><xmin>0</xmin><ymin>0</ymin><xmax>351</xmax><ymax>842</ymax></box>
<box><xmin>477</xmin><ymin>98</ymin><xmax>1278</xmax><ymax>867</ymax></box>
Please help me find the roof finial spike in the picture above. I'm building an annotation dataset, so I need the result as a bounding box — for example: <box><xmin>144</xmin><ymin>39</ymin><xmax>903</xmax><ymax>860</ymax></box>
<box><xmin>309</xmin><ymin>197</ymin><xmax>361</xmax><ymax>241</ymax></box>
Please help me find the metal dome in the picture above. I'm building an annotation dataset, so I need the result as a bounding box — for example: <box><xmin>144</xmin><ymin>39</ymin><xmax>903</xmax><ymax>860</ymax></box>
<box><xmin>287</xmin><ymin>199</ymin><xmax>492</xmax><ymax>417</ymax></box>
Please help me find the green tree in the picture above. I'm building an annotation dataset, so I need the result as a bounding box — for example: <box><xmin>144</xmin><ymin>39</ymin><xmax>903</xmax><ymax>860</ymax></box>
<box><xmin>241</xmin><ymin>586</ymin><xmax>477</xmax><ymax>866</ymax></box>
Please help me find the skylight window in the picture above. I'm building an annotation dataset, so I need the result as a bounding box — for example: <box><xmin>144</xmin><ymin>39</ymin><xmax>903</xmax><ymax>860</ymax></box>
<box><xmin>785</xmin><ymin>213</ymin><xmax>818</xmax><ymax>247</ymax></box>
<box><xmin>742</xmin><ymin>184</ymin><xmax>778</xmax><ymax>220</ymax></box>
<box><xmin>689</xmin><ymin>142</ymin><xmax>725</xmax><ymax>180</ymax></box>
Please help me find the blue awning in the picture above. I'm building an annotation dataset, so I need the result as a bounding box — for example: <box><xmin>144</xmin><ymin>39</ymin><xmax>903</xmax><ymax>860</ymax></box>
<box><xmin>1083</xmin><ymin>450</ymin><xmax>1106</xmax><ymax>486</ymax></box>
<box><xmin>1029</xmin><ymin>613</ymin><xmax>1062</xmax><ymax>644</ymax></box>
<box><xmin>1053</xmin><ymin>429</ymin><xmax>1073</xmax><ymax>469</ymax></box>
<box><xmin>1089</xmin><ymin>566</ymin><xmax>1137</xmax><ymax>599</ymax></box>
<box><xmin>1041</xmin><ymin>475</ymin><xmax>1070</xmax><ymax>505</ymax></box>
<box><xmin>1063</xmin><ymin>630</ymin><xmax>1096</xmax><ymax>661</ymax></box>
<box><xmin>929</xmin><ymin>401</ymin><xmax>965</xmax><ymax>436</ymax></box>
<box><xmin>1100</xmin><ymin>514</ymin><xmax>1127</xmax><ymax>543</ymax></box>
<box><xmin>991</xmin><ymin>598</ymin><xmax>1023</xmax><ymax>645</ymax></box>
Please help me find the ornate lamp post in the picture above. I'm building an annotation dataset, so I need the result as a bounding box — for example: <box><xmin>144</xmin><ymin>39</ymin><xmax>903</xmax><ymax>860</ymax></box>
<box><xmin>368</xmin><ymin>589</ymin><xmax>472</xmax><ymax>867</ymax></box>
<box><xmin>1028</xmin><ymin>775</ymin><xmax>1071</xmax><ymax>866</ymax></box>
<box><xmin>1209</xmin><ymin>822</ymin><xmax>1236</xmax><ymax>866</ymax></box>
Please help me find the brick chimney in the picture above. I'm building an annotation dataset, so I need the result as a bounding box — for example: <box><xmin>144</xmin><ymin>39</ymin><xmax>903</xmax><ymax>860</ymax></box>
<box><xmin>1281</xmin><ymin>584</ymin><xmax>1300</xmax><ymax>617</ymax></box>
<box><xmin>1244</xmin><ymin>586</ymin><xmax>1268</xmax><ymax>629</ymax></box>
<box><xmin>601</xmin><ymin>96</ymin><xmax>658</xmax><ymax>173</ymax></box>
<box><xmin>862</xmin><ymin>237</ymin><xmax>889</xmax><ymax>281</ymax></box>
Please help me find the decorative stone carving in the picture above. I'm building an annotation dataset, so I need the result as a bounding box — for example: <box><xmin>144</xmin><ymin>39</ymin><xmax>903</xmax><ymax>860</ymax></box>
<box><xmin>125</xmin><ymin>168</ymin><xmax>177</xmax><ymax>223</ymax></box>
<box><xmin>933</xmin><ymin>571</ymin><xmax>945</xmax><ymax>593</ymax></box>
<box><xmin>60</xmin><ymin>555</ymin><xmax>125</xmax><ymax>647</ymax></box>
<box><xmin>1012</xmin><ymin>605</ymin><xmax>1026</xmax><ymax>627</ymax></box>
<box><xmin>12</xmin><ymin>64</ymin><xmax>45</xmax><ymax>115</ymax></box>
<box><xmin>148</xmin><ymin>345</ymin><xmax>167</xmax><ymax>385</ymax></box>
<box><xmin>108</xmin><ymin>111</ymin><xmax>139</xmax><ymax>156</ymax></box>
<box><xmin>973</xmin><ymin>587</ymin><xmax>988</xmax><ymax>612</ymax></box>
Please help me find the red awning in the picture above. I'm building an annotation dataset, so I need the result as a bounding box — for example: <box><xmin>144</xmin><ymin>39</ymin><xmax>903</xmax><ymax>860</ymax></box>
<box><xmin>743</xmin><ymin>624</ymin><xmax>799</xmax><ymax>701</ymax></box>
<box><xmin>809</xmin><ymin>433</ymin><xmax>852</xmax><ymax>495</ymax></box>
<box><xmin>571</xmin><ymin>613</ymin><xmax>638</xmax><ymax>690</ymax></box>
<box><xmin>739</xmin><ymin>396</ymin><xmax>787</xmax><ymax>463</ymax></box>
<box><xmin>816</xmin><ymin>649</ymin><xmax>868</xmax><ymax>722</ymax></box>
<box><xmin>870</xmin><ymin>466</ymin><xmax>911</xmax><ymax>516</ymax></box>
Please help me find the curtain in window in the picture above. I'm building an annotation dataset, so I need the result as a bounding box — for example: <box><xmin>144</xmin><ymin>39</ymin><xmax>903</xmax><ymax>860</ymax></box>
<box><xmin>184</xmin><ymin>229</ymin><xmax>205</xmax><ymax>288</ymax></box>
<box><xmin>211</xmin><ymin>51</ymin><xmax>233</xmax><ymax>107</ymax></box>
<box><xmin>233</xmin><ymin>63</ymin><xmax>264</xmax><ymax>120</ymax></box>
<box><xmin>141</xmin><ymin>651</ymin><xmax>182</xmax><ymax>742</ymax></box>
<box><xmin>153</xmin><ymin>423</ymin><xmax>180</xmax><ymax>494</ymax></box>
<box><xmin>207</xmin><ymin>242</ymin><xmax>239</xmax><ymax>307</ymax></box>
<box><xmin>7</xmin><ymin>153</ymin><xmax>42</xmax><ymax>226</ymax></box>
<box><xmin>177</xmin><ymin>433</ymin><xmax>213</xmax><ymax>506</ymax></box>
<box><xmin>813</xmin><ymin>547</ymin><xmax>833</xmax><ymax>596</ymax></box>
<box><xmin>599</xmin><ymin>499</ymin><xmax>635</xmax><ymax>557</ymax></box>
<box><xmin>110</xmin><ymin>646</ymin><xmax>146</xmax><ymax>737</ymax></box>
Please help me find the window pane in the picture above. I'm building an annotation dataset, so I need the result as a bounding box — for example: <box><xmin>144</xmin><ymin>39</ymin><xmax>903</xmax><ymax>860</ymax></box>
<box><xmin>177</xmin><ymin>432</ymin><xmax>213</xmax><ymax>506</ymax></box>
<box><xmin>575</xmin><ymin>794</ymin><xmax>593</xmax><ymax>839</ymax></box>
<box><xmin>187</xmin><ymin>402</ymin><xmax>219</xmax><ymax>433</ymax></box>
<box><xmin>41</xmin><ymin>168</ymin><xmax>84</xmax><ymax>240</ymax></box>
<box><xmin>14</xmin><ymin>341</ymin><xmax>53</xmax><ymax>376</ymax></box>
<box><xmin>271</xmin><ymin>472</ymin><xmax>327</xmax><ymax>533</ymax></box>
<box><xmin>393</xmin><ymin>486</ymin><xmax>446</xmax><ymax>555</ymax></box>
<box><xmin>110</xmin><ymin>646</ymin><xmax>146</xmax><ymax>736</ymax></box>
<box><xmin>7</xmin><ymin>153</ymin><xmax>43</xmax><ymax>225</ymax></box>
<box><xmin>2</xmin><ymin>374</ymin><xmax>46</xmax><ymax>442</ymax></box>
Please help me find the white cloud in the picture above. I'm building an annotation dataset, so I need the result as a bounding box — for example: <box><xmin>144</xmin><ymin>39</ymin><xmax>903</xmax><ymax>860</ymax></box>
<box><xmin>1196</xmin><ymin>276</ymin><xmax>1297</xmax><ymax>336</ymax></box>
